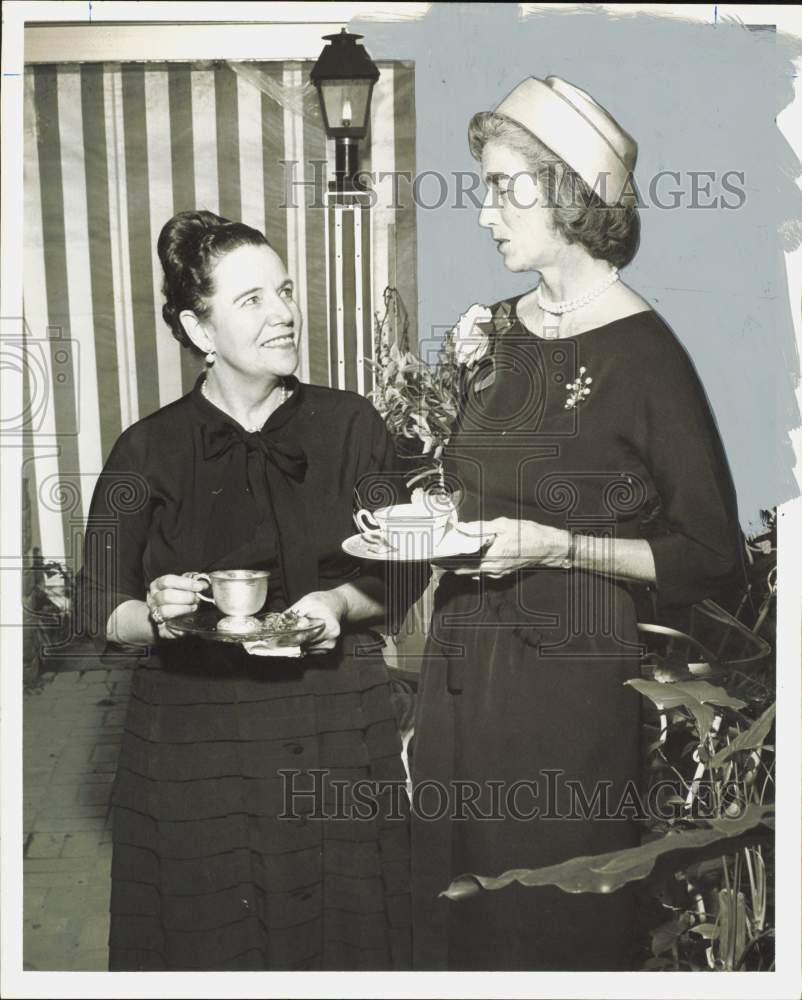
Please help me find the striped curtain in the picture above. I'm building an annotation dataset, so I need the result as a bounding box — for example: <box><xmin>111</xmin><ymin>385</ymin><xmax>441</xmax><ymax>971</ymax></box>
<box><xmin>22</xmin><ymin>60</ymin><xmax>417</xmax><ymax>569</ymax></box>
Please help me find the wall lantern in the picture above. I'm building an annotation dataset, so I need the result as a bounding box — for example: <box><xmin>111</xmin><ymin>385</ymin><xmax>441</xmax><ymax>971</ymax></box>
<box><xmin>310</xmin><ymin>28</ymin><xmax>380</xmax><ymax>190</ymax></box>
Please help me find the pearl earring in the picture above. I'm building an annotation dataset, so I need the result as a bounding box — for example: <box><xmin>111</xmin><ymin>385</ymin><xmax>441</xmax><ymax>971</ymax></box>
<box><xmin>205</xmin><ymin>350</ymin><xmax>216</xmax><ymax>365</ymax></box>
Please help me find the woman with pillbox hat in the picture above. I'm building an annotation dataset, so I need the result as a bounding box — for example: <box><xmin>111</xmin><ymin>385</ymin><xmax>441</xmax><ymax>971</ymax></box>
<box><xmin>410</xmin><ymin>76</ymin><xmax>745</xmax><ymax>970</ymax></box>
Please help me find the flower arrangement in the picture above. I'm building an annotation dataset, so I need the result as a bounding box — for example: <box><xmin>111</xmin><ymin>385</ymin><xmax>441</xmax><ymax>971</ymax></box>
<box><xmin>368</xmin><ymin>290</ymin><xmax>510</xmax><ymax>470</ymax></box>
<box><xmin>368</xmin><ymin>287</ymin><xmax>460</xmax><ymax>462</ymax></box>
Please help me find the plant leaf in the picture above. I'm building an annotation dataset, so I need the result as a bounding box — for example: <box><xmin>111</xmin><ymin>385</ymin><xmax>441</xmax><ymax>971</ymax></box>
<box><xmin>625</xmin><ymin>679</ymin><xmax>745</xmax><ymax>741</ymax></box>
<box><xmin>439</xmin><ymin>803</ymin><xmax>774</xmax><ymax>900</ymax></box>
<box><xmin>672</xmin><ymin>681</ymin><xmax>747</xmax><ymax>710</ymax></box>
<box><xmin>689</xmin><ymin>704</ymin><xmax>716</xmax><ymax>742</ymax></box>
<box><xmin>626</xmin><ymin>679</ymin><xmax>746</xmax><ymax>711</ymax></box>
<box><xmin>708</xmin><ymin>703</ymin><xmax>776</xmax><ymax>768</ymax></box>
<box><xmin>690</xmin><ymin>922</ymin><xmax>719</xmax><ymax>940</ymax></box>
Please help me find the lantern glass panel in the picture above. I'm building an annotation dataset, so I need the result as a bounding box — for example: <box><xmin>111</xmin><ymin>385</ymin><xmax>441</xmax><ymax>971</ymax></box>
<box><xmin>319</xmin><ymin>79</ymin><xmax>372</xmax><ymax>131</ymax></box>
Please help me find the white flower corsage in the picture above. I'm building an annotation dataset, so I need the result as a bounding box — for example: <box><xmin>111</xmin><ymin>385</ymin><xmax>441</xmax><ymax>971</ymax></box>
<box><xmin>565</xmin><ymin>366</ymin><xmax>593</xmax><ymax>409</ymax></box>
<box><xmin>451</xmin><ymin>303</ymin><xmax>493</xmax><ymax>368</ymax></box>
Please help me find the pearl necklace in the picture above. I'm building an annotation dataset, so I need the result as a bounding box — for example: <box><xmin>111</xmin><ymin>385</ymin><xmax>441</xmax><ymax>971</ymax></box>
<box><xmin>536</xmin><ymin>268</ymin><xmax>620</xmax><ymax>316</ymax></box>
<box><xmin>201</xmin><ymin>377</ymin><xmax>290</xmax><ymax>433</ymax></box>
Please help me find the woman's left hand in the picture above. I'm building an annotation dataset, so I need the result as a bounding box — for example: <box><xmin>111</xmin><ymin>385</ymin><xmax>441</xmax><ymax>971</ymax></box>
<box><xmin>451</xmin><ymin>518</ymin><xmax>571</xmax><ymax>578</ymax></box>
<box><xmin>288</xmin><ymin>590</ymin><xmax>348</xmax><ymax>654</ymax></box>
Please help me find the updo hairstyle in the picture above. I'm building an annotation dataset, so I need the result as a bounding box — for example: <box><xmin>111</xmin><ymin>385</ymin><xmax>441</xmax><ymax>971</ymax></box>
<box><xmin>157</xmin><ymin>210</ymin><xmax>272</xmax><ymax>353</ymax></box>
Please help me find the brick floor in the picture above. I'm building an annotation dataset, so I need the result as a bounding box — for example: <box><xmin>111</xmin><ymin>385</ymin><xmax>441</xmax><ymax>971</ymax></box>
<box><xmin>23</xmin><ymin>659</ymin><xmax>133</xmax><ymax>972</ymax></box>
<box><xmin>22</xmin><ymin>642</ymin><xmax>416</xmax><ymax>972</ymax></box>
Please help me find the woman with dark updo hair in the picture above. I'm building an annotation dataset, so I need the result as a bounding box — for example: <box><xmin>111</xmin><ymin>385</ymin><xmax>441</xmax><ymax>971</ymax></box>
<box><xmin>79</xmin><ymin>210</ymin><xmax>416</xmax><ymax>970</ymax></box>
<box><xmin>410</xmin><ymin>77</ymin><xmax>744</xmax><ymax>970</ymax></box>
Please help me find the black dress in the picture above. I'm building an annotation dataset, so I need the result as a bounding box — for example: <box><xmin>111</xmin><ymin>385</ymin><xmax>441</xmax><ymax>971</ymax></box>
<box><xmin>411</xmin><ymin>299</ymin><xmax>744</xmax><ymax>971</ymax></box>
<box><xmin>79</xmin><ymin>376</ymin><xmax>415</xmax><ymax>970</ymax></box>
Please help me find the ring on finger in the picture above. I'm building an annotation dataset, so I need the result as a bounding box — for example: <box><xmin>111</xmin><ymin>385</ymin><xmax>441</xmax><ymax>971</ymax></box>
<box><xmin>147</xmin><ymin>595</ymin><xmax>165</xmax><ymax>626</ymax></box>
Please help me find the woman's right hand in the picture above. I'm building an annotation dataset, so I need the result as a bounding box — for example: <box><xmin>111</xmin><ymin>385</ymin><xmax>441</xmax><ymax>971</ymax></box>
<box><xmin>146</xmin><ymin>574</ymin><xmax>208</xmax><ymax>639</ymax></box>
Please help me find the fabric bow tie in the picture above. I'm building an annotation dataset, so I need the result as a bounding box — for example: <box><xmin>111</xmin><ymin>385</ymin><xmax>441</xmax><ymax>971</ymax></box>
<box><xmin>202</xmin><ymin>422</ymin><xmax>307</xmax><ymax>482</ymax></box>
<box><xmin>194</xmin><ymin>376</ymin><xmax>316</xmax><ymax>606</ymax></box>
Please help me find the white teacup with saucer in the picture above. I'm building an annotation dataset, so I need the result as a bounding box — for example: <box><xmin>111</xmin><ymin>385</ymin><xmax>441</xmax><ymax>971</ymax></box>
<box><xmin>354</xmin><ymin>494</ymin><xmax>457</xmax><ymax>561</ymax></box>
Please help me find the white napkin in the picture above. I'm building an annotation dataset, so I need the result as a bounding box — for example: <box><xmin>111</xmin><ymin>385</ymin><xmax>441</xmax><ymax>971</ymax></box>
<box><xmin>242</xmin><ymin>641</ymin><xmax>303</xmax><ymax>658</ymax></box>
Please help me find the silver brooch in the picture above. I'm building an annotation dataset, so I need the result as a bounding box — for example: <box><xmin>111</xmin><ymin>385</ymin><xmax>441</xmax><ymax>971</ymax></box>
<box><xmin>565</xmin><ymin>366</ymin><xmax>592</xmax><ymax>409</ymax></box>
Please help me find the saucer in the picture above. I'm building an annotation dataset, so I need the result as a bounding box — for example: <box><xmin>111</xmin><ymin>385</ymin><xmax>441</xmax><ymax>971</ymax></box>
<box><xmin>166</xmin><ymin>608</ymin><xmax>326</xmax><ymax>645</ymax></box>
<box><xmin>341</xmin><ymin>525</ymin><xmax>486</xmax><ymax>563</ymax></box>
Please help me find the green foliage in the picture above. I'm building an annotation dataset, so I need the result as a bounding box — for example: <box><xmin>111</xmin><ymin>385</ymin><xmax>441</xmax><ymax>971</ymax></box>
<box><xmin>439</xmin><ymin>518</ymin><xmax>778</xmax><ymax>972</ymax></box>
<box><xmin>626</xmin><ymin>678</ymin><xmax>747</xmax><ymax>741</ymax></box>
<box><xmin>441</xmin><ymin>804</ymin><xmax>773</xmax><ymax>899</ymax></box>
<box><xmin>368</xmin><ymin>287</ymin><xmax>460</xmax><ymax>458</ymax></box>
<box><xmin>709</xmin><ymin>703</ymin><xmax>775</xmax><ymax>769</ymax></box>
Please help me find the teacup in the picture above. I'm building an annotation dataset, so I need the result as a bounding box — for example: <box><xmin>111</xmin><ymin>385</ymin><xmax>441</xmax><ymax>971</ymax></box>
<box><xmin>186</xmin><ymin>569</ymin><xmax>269</xmax><ymax>618</ymax></box>
<box><xmin>355</xmin><ymin>499</ymin><xmax>455</xmax><ymax>556</ymax></box>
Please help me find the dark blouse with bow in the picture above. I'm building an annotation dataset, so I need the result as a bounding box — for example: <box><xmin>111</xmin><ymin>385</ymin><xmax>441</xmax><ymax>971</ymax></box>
<box><xmin>81</xmin><ymin>377</ymin><xmax>418</xmax><ymax>971</ymax></box>
<box><xmin>80</xmin><ymin>375</ymin><xmax>409</xmax><ymax>638</ymax></box>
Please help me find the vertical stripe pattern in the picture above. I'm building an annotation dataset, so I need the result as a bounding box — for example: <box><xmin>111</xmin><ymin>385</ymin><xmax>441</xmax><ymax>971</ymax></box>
<box><xmin>122</xmin><ymin>65</ymin><xmax>161</xmax><ymax>420</ymax></box>
<box><xmin>370</xmin><ymin>63</ymin><xmax>395</xmax><ymax>352</ymax></box>
<box><xmin>327</xmin><ymin>194</ymin><xmax>374</xmax><ymax>394</ymax></box>
<box><xmin>104</xmin><ymin>66</ymin><xmax>139</xmax><ymax>429</ymax></box>
<box><xmin>33</xmin><ymin>66</ymin><xmax>85</xmax><ymax>562</ymax></box>
<box><xmin>302</xmin><ymin>83</ymin><xmax>329</xmax><ymax>386</ymax></box>
<box><xmin>283</xmin><ymin>64</ymin><xmax>310</xmax><ymax>384</ymax></box>
<box><xmin>58</xmin><ymin>67</ymin><xmax>104</xmax><ymax>523</ymax></box>
<box><xmin>191</xmin><ymin>70</ymin><xmax>219</xmax><ymax>215</ymax></box>
<box><xmin>81</xmin><ymin>64</ymin><xmax>123</xmax><ymax>458</ymax></box>
<box><xmin>341</xmin><ymin>205</ymin><xmax>358</xmax><ymax>393</ymax></box>
<box><xmin>392</xmin><ymin>63</ymin><xmax>419</xmax><ymax>349</ymax></box>
<box><xmin>24</xmin><ymin>71</ymin><xmax>65</xmax><ymax>563</ymax></box>
<box><xmin>361</xmin><ymin>201</ymin><xmax>374</xmax><ymax>396</ymax></box>
<box><xmin>58</xmin><ymin>68</ymin><xmax>102</xmax><ymax>528</ymax></box>
<box><xmin>145</xmin><ymin>67</ymin><xmax>182</xmax><ymax>408</ymax></box>
<box><xmin>237</xmin><ymin>75</ymin><xmax>265</xmax><ymax>232</ymax></box>
<box><xmin>354</xmin><ymin>206</ymin><xmax>366</xmax><ymax>396</ymax></box>
<box><xmin>333</xmin><ymin>201</ymin><xmax>346</xmax><ymax>389</ymax></box>
<box><xmin>166</xmin><ymin>65</ymin><xmax>203</xmax><ymax>396</ymax></box>
<box><xmin>215</xmin><ymin>65</ymin><xmax>241</xmax><ymax>221</ymax></box>
<box><xmin>23</xmin><ymin>59</ymin><xmax>416</xmax><ymax>571</ymax></box>
<box><xmin>260</xmin><ymin>69</ymin><xmax>287</xmax><ymax>264</ymax></box>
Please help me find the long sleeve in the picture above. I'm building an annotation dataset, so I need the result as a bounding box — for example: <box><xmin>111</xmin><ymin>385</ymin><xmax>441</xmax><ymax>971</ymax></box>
<box><xmin>75</xmin><ymin>429</ymin><xmax>153</xmax><ymax>642</ymax></box>
<box><xmin>632</xmin><ymin>332</ymin><xmax>744</xmax><ymax>612</ymax></box>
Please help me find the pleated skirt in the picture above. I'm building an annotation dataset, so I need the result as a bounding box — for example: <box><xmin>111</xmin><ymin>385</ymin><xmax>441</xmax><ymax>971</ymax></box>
<box><xmin>109</xmin><ymin>634</ymin><xmax>411</xmax><ymax>970</ymax></box>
